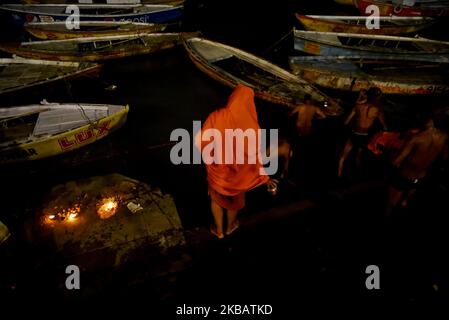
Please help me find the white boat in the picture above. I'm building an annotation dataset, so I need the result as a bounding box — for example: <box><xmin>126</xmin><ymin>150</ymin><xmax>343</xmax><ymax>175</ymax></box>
<box><xmin>183</xmin><ymin>36</ymin><xmax>343</xmax><ymax>116</ymax></box>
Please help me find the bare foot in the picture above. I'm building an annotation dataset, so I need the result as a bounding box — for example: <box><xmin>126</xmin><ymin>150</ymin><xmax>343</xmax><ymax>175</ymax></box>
<box><xmin>400</xmin><ymin>199</ymin><xmax>409</xmax><ymax>209</ymax></box>
<box><xmin>226</xmin><ymin>220</ymin><xmax>240</xmax><ymax>236</ymax></box>
<box><xmin>210</xmin><ymin>224</ymin><xmax>224</xmax><ymax>239</ymax></box>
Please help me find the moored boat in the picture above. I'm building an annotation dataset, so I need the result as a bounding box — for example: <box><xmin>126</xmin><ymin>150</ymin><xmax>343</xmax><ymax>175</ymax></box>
<box><xmin>295</xmin><ymin>14</ymin><xmax>435</xmax><ymax>35</ymax></box>
<box><xmin>0</xmin><ymin>102</ymin><xmax>129</xmax><ymax>164</ymax></box>
<box><xmin>334</xmin><ymin>0</ymin><xmax>355</xmax><ymax>5</ymax></box>
<box><xmin>25</xmin><ymin>21</ymin><xmax>167</xmax><ymax>40</ymax></box>
<box><xmin>355</xmin><ymin>0</ymin><xmax>449</xmax><ymax>17</ymax></box>
<box><xmin>0</xmin><ymin>58</ymin><xmax>101</xmax><ymax>95</ymax></box>
<box><xmin>0</xmin><ymin>3</ymin><xmax>183</xmax><ymax>25</ymax></box>
<box><xmin>0</xmin><ymin>33</ymin><xmax>185</xmax><ymax>62</ymax></box>
<box><xmin>183</xmin><ymin>36</ymin><xmax>343</xmax><ymax>116</ymax></box>
<box><xmin>294</xmin><ymin>29</ymin><xmax>449</xmax><ymax>63</ymax></box>
<box><xmin>22</xmin><ymin>0</ymin><xmax>184</xmax><ymax>4</ymax></box>
<box><xmin>288</xmin><ymin>55</ymin><xmax>449</xmax><ymax>95</ymax></box>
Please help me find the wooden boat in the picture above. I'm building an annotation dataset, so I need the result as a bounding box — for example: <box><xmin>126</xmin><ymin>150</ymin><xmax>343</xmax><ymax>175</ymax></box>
<box><xmin>25</xmin><ymin>21</ymin><xmax>167</xmax><ymax>40</ymax></box>
<box><xmin>334</xmin><ymin>0</ymin><xmax>355</xmax><ymax>5</ymax></box>
<box><xmin>0</xmin><ymin>102</ymin><xmax>129</xmax><ymax>164</ymax></box>
<box><xmin>0</xmin><ymin>4</ymin><xmax>183</xmax><ymax>26</ymax></box>
<box><xmin>355</xmin><ymin>0</ymin><xmax>449</xmax><ymax>17</ymax></box>
<box><xmin>295</xmin><ymin>14</ymin><xmax>435</xmax><ymax>35</ymax></box>
<box><xmin>0</xmin><ymin>33</ymin><xmax>184</xmax><ymax>62</ymax></box>
<box><xmin>288</xmin><ymin>55</ymin><xmax>449</xmax><ymax>95</ymax></box>
<box><xmin>183</xmin><ymin>36</ymin><xmax>343</xmax><ymax>116</ymax></box>
<box><xmin>0</xmin><ymin>58</ymin><xmax>101</xmax><ymax>95</ymax></box>
<box><xmin>22</xmin><ymin>0</ymin><xmax>184</xmax><ymax>4</ymax></box>
<box><xmin>294</xmin><ymin>29</ymin><xmax>449</xmax><ymax>62</ymax></box>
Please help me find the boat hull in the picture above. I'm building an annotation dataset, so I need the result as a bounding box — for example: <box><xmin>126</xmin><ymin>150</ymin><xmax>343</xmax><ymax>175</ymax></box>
<box><xmin>295</xmin><ymin>14</ymin><xmax>433</xmax><ymax>35</ymax></box>
<box><xmin>25</xmin><ymin>22</ymin><xmax>167</xmax><ymax>40</ymax></box>
<box><xmin>334</xmin><ymin>0</ymin><xmax>354</xmax><ymax>5</ymax></box>
<box><xmin>293</xmin><ymin>30</ymin><xmax>449</xmax><ymax>63</ymax></box>
<box><xmin>0</xmin><ymin>105</ymin><xmax>129</xmax><ymax>164</ymax></box>
<box><xmin>0</xmin><ymin>4</ymin><xmax>183</xmax><ymax>26</ymax></box>
<box><xmin>22</xmin><ymin>0</ymin><xmax>184</xmax><ymax>4</ymax></box>
<box><xmin>0</xmin><ymin>59</ymin><xmax>101</xmax><ymax>95</ymax></box>
<box><xmin>289</xmin><ymin>57</ymin><xmax>449</xmax><ymax>95</ymax></box>
<box><xmin>183</xmin><ymin>37</ymin><xmax>343</xmax><ymax>116</ymax></box>
<box><xmin>355</xmin><ymin>0</ymin><xmax>449</xmax><ymax>16</ymax></box>
<box><xmin>0</xmin><ymin>33</ymin><xmax>182</xmax><ymax>62</ymax></box>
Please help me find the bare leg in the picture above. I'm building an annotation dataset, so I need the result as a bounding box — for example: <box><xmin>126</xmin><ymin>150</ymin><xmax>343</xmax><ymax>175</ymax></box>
<box><xmin>356</xmin><ymin>147</ymin><xmax>363</xmax><ymax>168</ymax></box>
<box><xmin>338</xmin><ymin>139</ymin><xmax>353</xmax><ymax>177</ymax></box>
<box><xmin>210</xmin><ymin>199</ymin><xmax>224</xmax><ymax>238</ymax></box>
<box><xmin>385</xmin><ymin>187</ymin><xmax>403</xmax><ymax>217</ymax></box>
<box><xmin>279</xmin><ymin>149</ymin><xmax>292</xmax><ymax>180</ymax></box>
<box><xmin>226</xmin><ymin>209</ymin><xmax>240</xmax><ymax>235</ymax></box>
<box><xmin>401</xmin><ymin>189</ymin><xmax>416</xmax><ymax>209</ymax></box>
<box><xmin>283</xmin><ymin>149</ymin><xmax>293</xmax><ymax>179</ymax></box>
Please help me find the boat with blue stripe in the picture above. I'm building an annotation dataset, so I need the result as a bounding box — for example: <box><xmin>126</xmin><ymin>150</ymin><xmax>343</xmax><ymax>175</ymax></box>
<box><xmin>0</xmin><ymin>3</ymin><xmax>183</xmax><ymax>26</ymax></box>
<box><xmin>294</xmin><ymin>29</ymin><xmax>449</xmax><ymax>62</ymax></box>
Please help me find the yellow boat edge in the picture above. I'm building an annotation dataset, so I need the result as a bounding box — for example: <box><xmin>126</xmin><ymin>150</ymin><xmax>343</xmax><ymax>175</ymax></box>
<box><xmin>0</xmin><ymin>104</ymin><xmax>129</xmax><ymax>164</ymax></box>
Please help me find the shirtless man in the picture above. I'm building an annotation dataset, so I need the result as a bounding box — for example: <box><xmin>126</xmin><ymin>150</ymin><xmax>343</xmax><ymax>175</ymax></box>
<box><xmin>385</xmin><ymin>116</ymin><xmax>449</xmax><ymax>216</ymax></box>
<box><xmin>338</xmin><ymin>87</ymin><xmax>387</xmax><ymax>177</ymax></box>
<box><xmin>289</xmin><ymin>94</ymin><xmax>326</xmax><ymax>137</ymax></box>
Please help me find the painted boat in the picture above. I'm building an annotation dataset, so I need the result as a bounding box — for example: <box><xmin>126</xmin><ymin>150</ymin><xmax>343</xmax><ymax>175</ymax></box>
<box><xmin>22</xmin><ymin>0</ymin><xmax>184</xmax><ymax>4</ymax></box>
<box><xmin>294</xmin><ymin>29</ymin><xmax>449</xmax><ymax>62</ymax></box>
<box><xmin>25</xmin><ymin>21</ymin><xmax>167</xmax><ymax>40</ymax></box>
<box><xmin>288</xmin><ymin>55</ymin><xmax>449</xmax><ymax>95</ymax></box>
<box><xmin>0</xmin><ymin>32</ymin><xmax>184</xmax><ymax>62</ymax></box>
<box><xmin>21</xmin><ymin>0</ymin><xmax>141</xmax><ymax>3</ymax></box>
<box><xmin>0</xmin><ymin>4</ymin><xmax>183</xmax><ymax>26</ymax></box>
<box><xmin>183</xmin><ymin>36</ymin><xmax>343</xmax><ymax>116</ymax></box>
<box><xmin>355</xmin><ymin>0</ymin><xmax>449</xmax><ymax>17</ymax></box>
<box><xmin>295</xmin><ymin>14</ymin><xmax>435</xmax><ymax>35</ymax></box>
<box><xmin>0</xmin><ymin>102</ymin><xmax>129</xmax><ymax>164</ymax></box>
<box><xmin>0</xmin><ymin>58</ymin><xmax>101</xmax><ymax>95</ymax></box>
<box><xmin>334</xmin><ymin>0</ymin><xmax>355</xmax><ymax>5</ymax></box>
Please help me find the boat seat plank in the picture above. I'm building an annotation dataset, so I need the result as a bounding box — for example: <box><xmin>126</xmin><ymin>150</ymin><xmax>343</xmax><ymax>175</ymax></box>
<box><xmin>192</xmin><ymin>42</ymin><xmax>234</xmax><ymax>62</ymax></box>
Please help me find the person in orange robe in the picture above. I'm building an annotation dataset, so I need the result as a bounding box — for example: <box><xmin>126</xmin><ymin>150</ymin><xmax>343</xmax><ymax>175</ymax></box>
<box><xmin>195</xmin><ymin>85</ymin><xmax>269</xmax><ymax>238</ymax></box>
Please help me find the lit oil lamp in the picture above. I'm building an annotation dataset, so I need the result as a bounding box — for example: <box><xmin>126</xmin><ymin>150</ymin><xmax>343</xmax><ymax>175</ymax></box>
<box><xmin>97</xmin><ymin>197</ymin><xmax>119</xmax><ymax>220</ymax></box>
<box><xmin>44</xmin><ymin>204</ymin><xmax>81</xmax><ymax>225</ymax></box>
<box><xmin>67</xmin><ymin>212</ymin><xmax>78</xmax><ymax>222</ymax></box>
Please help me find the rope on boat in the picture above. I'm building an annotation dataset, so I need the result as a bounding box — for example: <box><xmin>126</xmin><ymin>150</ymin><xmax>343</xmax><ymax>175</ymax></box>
<box><xmin>63</xmin><ymin>77</ymin><xmax>97</xmax><ymax>128</ymax></box>
<box><xmin>145</xmin><ymin>141</ymin><xmax>177</xmax><ymax>150</ymax></box>
<box><xmin>261</xmin><ymin>29</ymin><xmax>293</xmax><ymax>56</ymax></box>
<box><xmin>80</xmin><ymin>73</ymin><xmax>117</xmax><ymax>89</ymax></box>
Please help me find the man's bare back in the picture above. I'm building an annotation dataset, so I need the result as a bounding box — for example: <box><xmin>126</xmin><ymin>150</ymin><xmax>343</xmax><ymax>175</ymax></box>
<box><xmin>291</xmin><ymin>103</ymin><xmax>326</xmax><ymax>136</ymax></box>
<box><xmin>353</xmin><ymin>102</ymin><xmax>384</xmax><ymax>134</ymax></box>
<box><xmin>394</xmin><ymin>126</ymin><xmax>448</xmax><ymax>179</ymax></box>
<box><xmin>344</xmin><ymin>87</ymin><xmax>387</xmax><ymax>134</ymax></box>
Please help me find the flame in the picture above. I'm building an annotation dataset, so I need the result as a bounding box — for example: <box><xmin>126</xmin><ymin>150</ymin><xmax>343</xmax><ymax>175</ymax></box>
<box><xmin>44</xmin><ymin>214</ymin><xmax>57</xmax><ymax>225</ymax></box>
<box><xmin>44</xmin><ymin>204</ymin><xmax>81</xmax><ymax>225</ymax></box>
<box><xmin>67</xmin><ymin>212</ymin><xmax>78</xmax><ymax>222</ymax></box>
<box><xmin>63</xmin><ymin>205</ymin><xmax>80</xmax><ymax>223</ymax></box>
<box><xmin>97</xmin><ymin>197</ymin><xmax>118</xmax><ymax>219</ymax></box>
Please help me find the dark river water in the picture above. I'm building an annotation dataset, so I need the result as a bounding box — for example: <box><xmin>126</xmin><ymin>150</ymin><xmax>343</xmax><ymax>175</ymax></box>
<box><xmin>1</xmin><ymin>0</ymin><xmax>449</xmax><ymax>310</ymax></box>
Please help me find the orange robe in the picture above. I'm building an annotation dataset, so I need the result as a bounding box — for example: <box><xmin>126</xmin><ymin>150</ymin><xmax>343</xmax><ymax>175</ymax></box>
<box><xmin>195</xmin><ymin>85</ymin><xmax>269</xmax><ymax>200</ymax></box>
